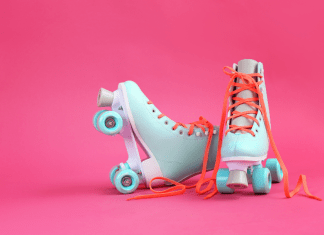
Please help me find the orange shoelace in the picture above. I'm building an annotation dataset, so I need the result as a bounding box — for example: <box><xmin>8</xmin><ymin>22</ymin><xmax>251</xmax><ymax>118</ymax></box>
<box><xmin>128</xmin><ymin>101</ymin><xmax>215</xmax><ymax>200</ymax></box>
<box><xmin>201</xmin><ymin>66</ymin><xmax>321</xmax><ymax>201</ymax></box>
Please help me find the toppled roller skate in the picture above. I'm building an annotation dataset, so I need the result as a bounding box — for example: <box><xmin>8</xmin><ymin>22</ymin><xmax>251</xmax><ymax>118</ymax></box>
<box><xmin>94</xmin><ymin>81</ymin><xmax>219</xmax><ymax>195</ymax></box>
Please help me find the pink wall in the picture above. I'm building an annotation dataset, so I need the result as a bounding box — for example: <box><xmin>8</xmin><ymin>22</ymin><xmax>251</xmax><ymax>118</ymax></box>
<box><xmin>1</xmin><ymin>1</ymin><xmax>323</xmax><ymax>234</ymax></box>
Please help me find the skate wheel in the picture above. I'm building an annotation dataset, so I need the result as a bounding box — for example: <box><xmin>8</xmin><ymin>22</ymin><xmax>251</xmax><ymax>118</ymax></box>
<box><xmin>252</xmin><ymin>167</ymin><xmax>272</xmax><ymax>194</ymax></box>
<box><xmin>109</xmin><ymin>165</ymin><xmax>119</xmax><ymax>186</ymax></box>
<box><xmin>98</xmin><ymin>111</ymin><xmax>123</xmax><ymax>135</ymax></box>
<box><xmin>265</xmin><ymin>159</ymin><xmax>283</xmax><ymax>183</ymax></box>
<box><xmin>216</xmin><ymin>168</ymin><xmax>234</xmax><ymax>194</ymax></box>
<box><xmin>114</xmin><ymin>169</ymin><xmax>139</xmax><ymax>194</ymax></box>
<box><xmin>93</xmin><ymin>110</ymin><xmax>106</xmax><ymax>131</ymax></box>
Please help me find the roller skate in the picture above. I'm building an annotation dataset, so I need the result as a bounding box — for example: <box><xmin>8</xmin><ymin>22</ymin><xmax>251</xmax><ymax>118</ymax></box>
<box><xmin>93</xmin><ymin>81</ymin><xmax>219</xmax><ymax>195</ymax></box>
<box><xmin>213</xmin><ymin>59</ymin><xmax>280</xmax><ymax>194</ymax></box>
<box><xmin>210</xmin><ymin>59</ymin><xmax>321</xmax><ymax>200</ymax></box>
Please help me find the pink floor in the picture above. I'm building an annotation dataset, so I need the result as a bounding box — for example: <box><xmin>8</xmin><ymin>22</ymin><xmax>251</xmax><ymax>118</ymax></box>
<box><xmin>1</xmin><ymin>174</ymin><xmax>324</xmax><ymax>234</ymax></box>
<box><xmin>1</xmin><ymin>1</ymin><xmax>324</xmax><ymax>234</ymax></box>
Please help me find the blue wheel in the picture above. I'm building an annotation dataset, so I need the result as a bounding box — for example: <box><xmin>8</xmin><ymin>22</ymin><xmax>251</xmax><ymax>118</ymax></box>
<box><xmin>265</xmin><ymin>159</ymin><xmax>283</xmax><ymax>183</ymax></box>
<box><xmin>252</xmin><ymin>167</ymin><xmax>272</xmax><ymax>194</ymax></box>
<box><xmin>216</xmin><ymin>168</ymin><xmax>234</xmax><ymax>194</ymax></box>
<box><xmin>98</xmin><ymin>111</ymin><xmax>123</xmax><ymax>135</ymax></box>
<box><xmin>93</xmin><ymin>110</ymin><xmax>106</xmax><ymax>131</ymax></box>
<box><xmin>114</xmin><ymin>169</ymin><xmax>139</xmax><ymax>194</ymax></box>
<box><xmin>109</xmin><ymin>165</ymin><xmax>119</xmax><ymax>186</ymax></box>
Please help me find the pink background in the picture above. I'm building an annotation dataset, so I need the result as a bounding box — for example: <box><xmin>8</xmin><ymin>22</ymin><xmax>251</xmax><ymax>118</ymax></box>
<box><xmin>1</xmin><ymin>0</ymin><xmax>324</xmax><ymax>234</ymax></box>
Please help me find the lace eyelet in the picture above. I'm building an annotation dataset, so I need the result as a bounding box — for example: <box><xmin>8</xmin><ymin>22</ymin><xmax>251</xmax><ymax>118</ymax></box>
<box><xmin>179</xmin><ymin>130</ymin><xmax>183</xmax><ymax>135</ymax></box>
<box><xmin>165</xmin><ymin>121</ymin><xmax>168</xmax><ymax>125</ymax></box>
<box><xmin>152</xmin><ymin>109</ymin><xmax>155</xmax><ymax>113</ymax></box>
<box><xmin>259</xmin><ymin>117</ymin><xmax>262</xmax><ymax>121</ymax></box>
<box><xmin>255</xmin><ymin>129</ymin><xmax>258</xmax><ymax>133</ymax></box>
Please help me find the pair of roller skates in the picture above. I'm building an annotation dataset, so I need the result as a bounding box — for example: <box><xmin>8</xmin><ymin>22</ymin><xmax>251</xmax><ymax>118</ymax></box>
<box><xmin>93</xmin><ymin>59</ymin><xmax>320</xmax><ymax>201</ymax></box>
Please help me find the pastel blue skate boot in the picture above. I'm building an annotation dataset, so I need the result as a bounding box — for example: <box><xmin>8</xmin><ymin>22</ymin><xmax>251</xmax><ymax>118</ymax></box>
<box><xmin>212</xmin><ymin>59</ymin><xmax>321</xmax><ymax>201</ymax></box>
<box><xmin>93</xmin><ymin>81</ymin><xmax>219</xmax><ymax>195</ymax></box>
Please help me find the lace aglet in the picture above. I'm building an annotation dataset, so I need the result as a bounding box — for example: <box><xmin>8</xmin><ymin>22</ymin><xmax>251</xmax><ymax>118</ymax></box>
<box><xmin>310</xmin><ymin>196</ymin><xmax>322</xmax><ymax>201</ymax></box>
<box><xmin>127</xmin><ymin>196</ymin><xmax>138</xmax><ymax>201</ymax></box>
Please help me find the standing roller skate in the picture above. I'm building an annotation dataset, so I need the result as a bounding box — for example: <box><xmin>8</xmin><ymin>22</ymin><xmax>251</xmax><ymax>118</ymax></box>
<box><xmin>215</xmin><ymin>59</ymin><xmax>281</xmax><ymax>194</ymax></box>
<box><xmin>205</xmin><ymin>59</ymin><xmax>320</xmax><ymax>200</ymax></box>
<box><xmin>93</xmin><ymin>81</ymin><xmax>219</xmax><ymax>195</ymax></box>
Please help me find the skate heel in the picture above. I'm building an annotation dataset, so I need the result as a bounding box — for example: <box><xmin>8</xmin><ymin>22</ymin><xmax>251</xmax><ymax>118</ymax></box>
<box><xmin>141</xmin><ymin>158</ymin><xmax>164</xmax><ymax>187</ymax></box>
<box><xmin>226</xmin><ymin>170</ymin><xmax>248</xmax><ymax>189</ymax></box>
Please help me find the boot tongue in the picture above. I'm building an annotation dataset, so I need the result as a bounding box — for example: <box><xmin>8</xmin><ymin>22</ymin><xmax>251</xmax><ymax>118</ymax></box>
<box><xmin>237</xmin><ymin>59</ymin><xmax>258</xmax><ymax>74</ymax></box>
<box><xmin>231</xmin><ymin>59</ymin><xmax>258</xmax><ymax>134</ymax></box>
